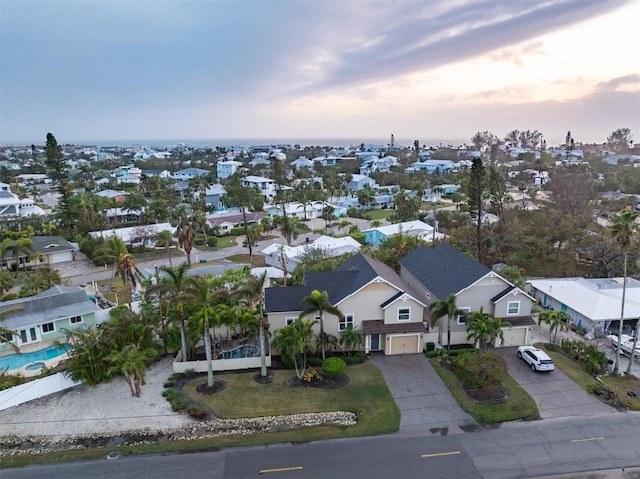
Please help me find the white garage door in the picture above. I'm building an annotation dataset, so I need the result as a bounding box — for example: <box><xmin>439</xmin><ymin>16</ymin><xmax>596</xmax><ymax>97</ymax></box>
<box><xmin>389</xmin><ymin>334</ymin><xmax>420</xmax><ymax>355</ymax></box>
<box><xmin>499</xmin><ymin>327</ymin><xmax>528</xmax><ymax>347</ymax></box>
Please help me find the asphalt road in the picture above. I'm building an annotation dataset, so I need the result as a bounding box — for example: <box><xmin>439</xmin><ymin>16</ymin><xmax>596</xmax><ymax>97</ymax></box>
<box><xmin>4</xmin><ymin>414</ymin><xmax>639</xmax><ymax>479</ymax></box>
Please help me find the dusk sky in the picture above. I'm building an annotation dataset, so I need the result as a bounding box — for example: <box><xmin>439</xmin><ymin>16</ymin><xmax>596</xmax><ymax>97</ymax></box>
<box><xmin>1</xmin><ymin>0</ymin><xmax>639</xmax><ymax>147</ymax></box>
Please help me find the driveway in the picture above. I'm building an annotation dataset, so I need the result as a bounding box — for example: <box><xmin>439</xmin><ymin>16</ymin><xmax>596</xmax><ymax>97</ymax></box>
<box><xmin>369</xmin><ymin>353</ymin><xmax>477</xmax><ymax>435</ymax></box>
<box><xmin>496</xmin><ymin>347</ymin><xmax>615</xmax><ymax>419</ymax></box>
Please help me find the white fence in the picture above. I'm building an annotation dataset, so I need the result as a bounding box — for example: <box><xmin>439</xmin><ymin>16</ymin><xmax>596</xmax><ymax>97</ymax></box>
<box><xmin>0</xmin><ymin>372</ymin><xmax>80</xmax><ymax>412</ymax></box>
<box><xmin>173</xmin><ymin>355</ymin><xmax>271</xmax><ymax>374</ymax></box>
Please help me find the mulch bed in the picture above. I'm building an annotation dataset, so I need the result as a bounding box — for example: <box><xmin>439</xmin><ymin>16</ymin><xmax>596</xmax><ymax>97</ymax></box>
<box><xmin>464</xmin><ymin>385</ymin><xmax>509</xmax><ymax>403</ymax></box>
<box><xmin>253</xmin><ymin>371</ymin><xmax>275</xmax><ymax>384</ymax></box>
<box><xmin>288</xmin><ymin>373</ymin><xmax>350</xmax><ymax>390</ymax></box>
<box><xmin>195</xmin><ymin>380</ymin><xmax>226</xmax><ymax>395</ymax></box>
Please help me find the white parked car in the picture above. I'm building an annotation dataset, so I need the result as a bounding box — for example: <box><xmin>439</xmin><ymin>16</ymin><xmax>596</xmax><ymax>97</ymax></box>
<box><xmin>517</xmin><ymin>346</ymin><xmax>555</xmax><ymax>372</ymax></box>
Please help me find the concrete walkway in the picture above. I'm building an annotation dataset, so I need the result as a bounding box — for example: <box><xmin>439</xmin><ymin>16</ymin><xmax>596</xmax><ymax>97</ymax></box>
<box><xmin>369</xmin><ymin>353</ymin><xmax>477</xmax><ymax>436</ymax></box>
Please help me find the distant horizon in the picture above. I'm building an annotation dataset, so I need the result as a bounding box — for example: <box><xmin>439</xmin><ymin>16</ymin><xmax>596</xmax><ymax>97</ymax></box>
<box><xmin>1</xmin><ymin>134</ymin><xmax>586</xmax><ymax>149</ymax></box>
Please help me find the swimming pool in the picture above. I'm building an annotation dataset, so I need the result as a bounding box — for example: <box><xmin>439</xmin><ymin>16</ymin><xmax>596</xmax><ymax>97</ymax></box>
<box><xmin>217</xmin><ymin>345</ymin><xmax>260</xmax><ymax>359</ymax></box>
<box><xmin>0</xmin><ymin>344</ymin><xmax>71</xmax><ymax>371</ymax></box>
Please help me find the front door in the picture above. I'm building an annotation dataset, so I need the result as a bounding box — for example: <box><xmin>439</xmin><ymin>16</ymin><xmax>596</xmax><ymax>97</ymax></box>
<box><xmin>18</xmin><ymin>327</ymin><xmax>38</xmax><ymax>345</ymax></box>
<box><xmin>370</xmin><ymin>334</ymin><xmax>380</xmax><ymax>351</ymax></box>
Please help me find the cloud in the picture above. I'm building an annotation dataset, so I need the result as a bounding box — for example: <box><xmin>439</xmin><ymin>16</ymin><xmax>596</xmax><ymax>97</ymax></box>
<box><xmin>595</xmin><ymin>74</ymin><xmax>640</xmax><ymax>92</ymax></box>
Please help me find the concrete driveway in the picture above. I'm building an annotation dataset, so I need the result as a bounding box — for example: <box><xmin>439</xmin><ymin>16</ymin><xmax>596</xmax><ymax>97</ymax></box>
<box><xmin>496</xmin><ymin>347</ymin><xmax>615</xmax><ymax>419</ymax></box>
<box><xmin>369</xmin><ymin>353</ymin><xmax>477</xmax><ymax>435</ymax></box>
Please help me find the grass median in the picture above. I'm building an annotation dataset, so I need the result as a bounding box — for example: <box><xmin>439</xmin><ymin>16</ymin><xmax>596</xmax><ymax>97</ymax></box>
<box><xmin>182</xmin><ymin>363</ymin><xmax>400</xmax><ymax>439</ymax></box>
<box><xmin>430</xmin><ymin>358</ymin><xmax>539</xmax><ymax>423</ymax></box>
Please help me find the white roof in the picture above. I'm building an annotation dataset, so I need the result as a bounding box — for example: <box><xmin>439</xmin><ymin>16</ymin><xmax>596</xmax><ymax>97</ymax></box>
<box><xmin>88</xmin><ymin>222</ymin><xmax>174</xmax><ymax>243</ymax></box>
<box><xmin>261</xmin><ymin>235</ymin><xmax>361</xmax><ymax>259</ymax></box>
<box><xmin>529</xmin><ymin>277</ymin><xmax>640</xmax><ymax>321</ymax></box>
<box><xmin>363</xmin><ymin>220</ymin><xmax>433</xmax><ymax>236</ymax></box>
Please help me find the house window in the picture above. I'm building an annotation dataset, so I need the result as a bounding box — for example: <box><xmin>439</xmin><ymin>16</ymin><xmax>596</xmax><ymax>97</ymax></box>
<box><xmin>398</xmin><ymin>307</ymin><xmax>411</xmax><ymax>321</ymax></box>
<box><xmin>42</xmin><ymin>322</ymin><xmax>55</xmax><ymax>333</ymax></box>
<box><xmin>70</xmin><ymin>316</ymin><xmax>82</xmax><ymax>324</ymax></box>
<box><xmin>339</xmin><ymin>314</ymin><xmax>354</xmax><ymax>331</ymax></box>
<box><xmin>285</xmin><ymin>317</ymin><xmax>298</xmax><ymax>326</ymax></box>
<box><xmin>2</xmin><ymin>332</ymin><xmax>12</xmax><ymax>342</ymax></box>
<box><xmin>457</xmin><ymin>308</ymin><xmax>470</xmax><ymax>325</ymax></box>
<box><xmin>507</xmin><ymin>301</ymin><xmax>520</xmax><ymax>315</ymax></box>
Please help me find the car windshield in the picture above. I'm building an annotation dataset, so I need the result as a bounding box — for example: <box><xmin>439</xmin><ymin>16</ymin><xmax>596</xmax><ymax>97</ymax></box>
<box><xmin>540</xmin><ymin>360</ymin><xmax>553</xmax><ymax>365</ymax></box>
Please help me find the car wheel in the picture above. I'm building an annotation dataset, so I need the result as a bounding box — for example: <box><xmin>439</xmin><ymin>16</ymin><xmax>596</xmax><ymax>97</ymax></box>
<box><xmin>531</xmin><ymin>363</ymin><xmax>536</xmax><ymax>372</ymax></box>
<box><xmin>517</xmin><ymin>351</ymin><xmax>522</xmax><ymax>359</ymax></box>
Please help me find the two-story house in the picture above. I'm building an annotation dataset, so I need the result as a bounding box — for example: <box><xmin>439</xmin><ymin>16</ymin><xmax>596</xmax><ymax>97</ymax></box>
<box><xmin>265</xmin><ymin>253</ymin><xmax>427</xmax><ymax>355</ymax></box>
<box><xmin>399</xmin><ymin>244</ymin><xmax>535</xmax><ymax>347</ymax></box>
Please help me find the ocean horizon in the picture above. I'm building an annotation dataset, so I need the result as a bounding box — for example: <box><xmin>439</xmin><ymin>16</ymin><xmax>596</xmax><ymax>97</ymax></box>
<box><xmin>2</xmin><ymin>137</ymin><xmax>469</xmax><ymax>149</ymax></box>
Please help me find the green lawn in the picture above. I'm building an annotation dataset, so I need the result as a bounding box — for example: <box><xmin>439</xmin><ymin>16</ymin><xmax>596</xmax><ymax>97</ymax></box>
<box><xmin>182</xmin><ymin>364</ymin><xmax>400</xmax><ymax>439</ymax></box>
<box><xmin>538</xmin><ymin>344</ymin><xmax>640</xmax><ymax>411</ymax></box>
<box><xmin>96</xmin><ymin>277</ymin><xmax>131</xmax><ymax>305</ymax></box>
<box><xmin>431</xmin><ymin>359</ymin><xmax>539</xmax><ymax>423</ymax></box>
<box><xmin>224</xmin><ymin>254</ymin><xmax>266</xmax><ymax>267</ymax></box>
<box><xmin>364</xmin><ymin>209</ymin><xmax>394</xmax><ymax>221</ymax></box>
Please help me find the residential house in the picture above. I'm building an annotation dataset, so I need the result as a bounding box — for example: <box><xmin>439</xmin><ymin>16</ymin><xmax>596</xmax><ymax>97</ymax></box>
<box><xmin>399</xmin><ymin>244</ymin><xmax>535</xmax><ymax>347</ymax></box>
<box><xmin>406</xmin><ymin>159</ymin><xmax>456</xmax><ymax>174</ymax></box>
<box><xmin>0</xmin><ymin>186</ymin><xmax>46</xmax><ymax>218</ymax></box>
<box><xmin>265</xmin><ymin>253</ymin><xmax>427</xmax><ymax>355</ymax></box>
<box><xmin>527</xmin><ymin>277</ymin><xmax>640</xmax><ymax>338</ymax></box>
<box><xmin>207</xmin><ymin>210</ymin><xmax>265</xmax><ymax>235</ymax></box>
<box><xmin>89</xmin><ymin>223</ymin><xmax>174</xmax><ymax>247</ymax></box>
<box><xmin>96</xmin><ymin>189</ymin><xmax>127</xmax><ymax>203</ymax></box>
<box><xmin>261</xmin><ymin>235</ymin><xmax>361</xmax><ymax>272</ymax></box>
<box><xmin>141</xmin><ymin>169</ymin><xmax>171</xmax><ymax>179</ymax></box>
<box><xmin>438</xmin><ymin>184</ymin><xmax>461</xmax><ymax>195</ymax></box>
<box><xmin>171</xmin><ymin>167</ymin><xmax>210</xmax><ymax>182</ymax></box>
<box><xmin>362</xmin><ymin>220</ymin><xmax>437</xmax><ymax>246</ymax></box>
<box><xmin>1</xmin><ymin>235</ymin><xmax>76</xmax><ymax>271</ymax></box>
<box><xmin>265</xmin><ymin>201</ymin><xmax>326</xmax><ymax>220</ymax></box>
<box><xmin>242</xmin><ymin>175</ymin><xmax>281</xmax><ymax>200</ymax></box>
<box><xmin>217</xmin><ymin>160</ymin><xmax>243</xmax><ymax>180</ymax></box>
<box><xmin>203</xmin><ymin>183</ymin><xmax>227</xmax><ymax>211</ymax></box>
<box><xmin>346</xmin><ymin>174</ymin><xmax>378</xmax><ymax>192</ymax></box>
<box><xmin>0</xmin><ymin>286</ymin><xmax>99</xmax><ymax>353</ymax></box>
<box><xmin>359</xmin><ymin>155</ymin><xmax>398</xmax><ymax>175</ymax></box>
<box><xmin>291</xmin><ymin>157</ymin><xmax>314</xmax><ymax>170</ymax></box>
<box><xmin>422</xmin><ymin>188</ymin><xmax>443</xmax><ymax>203</ymax></box>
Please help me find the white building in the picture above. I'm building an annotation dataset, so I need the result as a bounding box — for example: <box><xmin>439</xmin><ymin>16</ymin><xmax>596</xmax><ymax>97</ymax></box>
<box><xmin>217</xmin><ymin>160</ymin><xmax>243</xmax><ymax>179</ymax></box>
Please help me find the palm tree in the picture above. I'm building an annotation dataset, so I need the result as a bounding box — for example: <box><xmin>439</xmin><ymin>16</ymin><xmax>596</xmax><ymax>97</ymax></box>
<box><xmin>466</xmin><ymin>307</ymin><xmax>510</xmax><ymax>350</ymax></box>
<box><xmin>35</xmin><ymin>265</ymin><xmax>62</xmax><ymax>289</ymax></box>
<box><xmin>429</xmin><ymin>293</ymin><xmax>465</xmax><ymax>358</ymax></box>
<box><xmin>156</xmin><ymin>230</ymin><xmax>176</xmax><ymax>268</ymax></box>
<box><xmin>107</xmin><ymin>343</ymin><xmax>157</xmax><ymax>397</ymax></box>
<box><xmin>0</xmin><ymin>269</ymin><xmax>14</xmax><ymax>295</ymax></box>
<box><xmin>339</xmin><ymin>324</ymin><xmax>364</xmax><ymax>356</ymax></box>
<box><xmin>0</xmin><ymin>306</ymin><xmax>23</xmax><ymax>353</ymax></box>
<box><xmin>299</xmin><ymin>289</ymin><xmax>344</xmax><ymax>360</ymax></box>
<box><xmin>186</xmin><ymin>275</ymin><xmax>218</xmax><ymax>387</ymax></box>
<box><xmin>538</xmin><ymin>310</ymin><xmax>570</xmax><ymax>345</ymax></box>
<box><xmin>155</xmin><ymin>263</ymin><xmax>191</xmax><ymax>360</ymax></box>
<box><xmin>176</xmin><ymin>217</ymin><xmax>196</xmax><ymax>266</ymax></box>
<box><xmin>272</xmin><ymin>319</ymin><xmax>317</xmax><ymax>379</ymax></box>
<box><xmin>95</xmin><ymin>236</ymin><xmax>142</xmax><ymax>310</ymax></box>
<box><xmin>1</xmin><ymin>237</ymin><xmax>34</xmax><ymax>277</ymax></box>
<box><xmin>239</xmin><ymin>271</ymin><xmax>269</xmax><ymax>377</ymax></box>
<box><xmin>611</xmin><ymin>209</ymin><xmax>638</xmax><ymax>374</ymax></box>
<box><xmin>19</xmin><ymin>273</ymin><xmax>46</xmax><ymax>297</ymax></box>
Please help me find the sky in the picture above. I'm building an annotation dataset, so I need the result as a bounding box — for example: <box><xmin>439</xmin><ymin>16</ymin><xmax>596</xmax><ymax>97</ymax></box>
<box><xmin>1</xmin><ymin>0</ymin><xmax>639</xmax><ymax>147</ymax></box>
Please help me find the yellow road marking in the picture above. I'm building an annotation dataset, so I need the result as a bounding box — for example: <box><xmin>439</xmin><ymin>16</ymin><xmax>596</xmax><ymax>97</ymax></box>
<box><xmin>421</xmin><ymin>451</ymin><xmax>461</xmax><ymax>458</ymax></box>
<box><xmin>259</xmin><ymin>466</ymin><xmax>304</xmax><ymax>474</ymax></box>
<box><xmin>570</xmin><ymin>437</ymin><xmax>605</xmax><ymax>443</ymax></box>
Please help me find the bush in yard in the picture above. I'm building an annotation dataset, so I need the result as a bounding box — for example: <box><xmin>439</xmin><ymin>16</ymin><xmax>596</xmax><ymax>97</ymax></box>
<box><xmin>425</xmin><ymin>341</ymin><xmax>436</xmax><ymax>352</ymax></box>
<box><xmin>206</xmin><ymin>237</ymin><xmax>218</xmax><ymax>247</ymax></box>
<box><xmin>302</xmin><ymin>369</ymin><xmax>323</xmax><ymax>383</ymax></box>
<box><xmin>322</xmin><ymin>357</ymin><xmax>346</xmax><ymax>375</ymax></box>
<box><xmin>454</xmin><ymin>351</ymin><xmax>507</xmax><ymax>389</ymax></box>
<box><xmin>560</xmin><ymin>339</ymin><xmax>606</xmax><ymax>375</ymax></box>
<box><xmin>187</xmin><ymin>406</ymin><xmax>208</xmax><ymax>420</ymax></box>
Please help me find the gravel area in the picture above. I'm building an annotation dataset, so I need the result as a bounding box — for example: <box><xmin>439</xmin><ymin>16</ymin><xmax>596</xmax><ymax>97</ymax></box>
<box><xmin>0</xmin><ymin>356</ymin><xmax>193</xmax><ymax>440</ymax></box>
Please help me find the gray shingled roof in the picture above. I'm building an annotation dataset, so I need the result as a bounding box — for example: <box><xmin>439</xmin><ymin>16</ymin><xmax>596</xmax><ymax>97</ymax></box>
<box><xmin>0</xmin><ymin>285</ymin><xmax>98</xmax><ymax>330</ymax></box>
<box><xmin>399</xmin><ymin>244</ymin><xmax>490</xmax><ymax>299</ymax></box>
<box><xmin>30</xmin><ymin>236</ymin><xmax>75</xmax><ymax>255</ymax></box>
<box><xmin>265</xmin><ymin>253</ymin><xmax>419</xmax><ymax>314</ymax></box>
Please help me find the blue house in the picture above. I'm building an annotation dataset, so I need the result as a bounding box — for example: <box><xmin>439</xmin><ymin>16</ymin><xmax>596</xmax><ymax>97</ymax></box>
<box><xmin>406</xmin><ymin>159</ymin><xmax>455</xmax><ymax>174</ymax></box>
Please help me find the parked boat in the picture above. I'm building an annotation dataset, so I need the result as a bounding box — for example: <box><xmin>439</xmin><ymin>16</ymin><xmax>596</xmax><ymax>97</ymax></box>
<box><xmin>607</xmin><ymin>334</ymin><xmax>640</xmax><ymax>359</ymax></box>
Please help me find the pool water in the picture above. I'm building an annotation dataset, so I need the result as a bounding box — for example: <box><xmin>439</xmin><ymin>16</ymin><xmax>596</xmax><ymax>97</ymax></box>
<box><xmin>217</xmin><ymin>345</ymin><xmax>259</xmax><ymax>359</ymax></box>
<box><xmin>0</xmin><ymin>344</ymin><xmax>71</xmax><ymax>371</ymax></box>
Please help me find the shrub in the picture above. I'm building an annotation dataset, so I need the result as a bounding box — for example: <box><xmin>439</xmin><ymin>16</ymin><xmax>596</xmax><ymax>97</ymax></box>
<box><xmin>425</xmin><ymin>342</ymin><xmax>436</xmax><ymax>352</ymax></box>
<box><xmin>455</xmin><ymin>351</ymin><xmax>507</xmax><ymax>389</ymax></box>
<box><xmin>163</xmin><ymin>379</ymin><xmax>177</xmax><ymax>388</ymax></box>
<box><xmin>560</xmin><ymin>339</ymin><xmax>606</xmax><ymax>375</ymax></box>
<box><xmin>187</xmin><ymin>406</ymin><xmax>208</xmax><ymax>420</ymax></box>
<box><xmin>184</xmin><ymin>368</ymin><xmax>197</xmax><ymax>378</ymax></box>
<box><xmin>322</xmin><ymin>357</ymin><xmax>346</xmax><ymax>375</ymax></box>
<box><xmin>448</xmin><ymin>348</ymin><xmax>478</xmax><ymax>357</ymax></box>
<box><xmin>426</xmin><ymin>350</ymin><xmax>445</xmax><ymax>358</ymax></box>
<box><xmin>307</xmin><ymin>356</ymin><xmax>323</xmax><ymax>367</ymax></box>
<box><xmin>194</xmin><ymin>235</ymin><xmax>205</xmax><ymax>246</ymax></box>
<box><xmin>342</xmin><ymin>352</ymin><xmax>365</xmax><ymax>364</ymax></box>
<box><xmin>206</xmin><ymin>237</ymin><xmax>218</xmax><ymax>247</ymax></box>
<box><xmin>170</xmin><ymin>396</ymin><xmax>189</xmax><ymax>411</ymax></box>
<box><xmin>163</xmin><ymin>387</ymin><xmax>180</xmax><ymax>401</ymax></box>
<box><xmin>302</xmin><ymin>369</ymin><xmax>322</xmax><ymax>383</ymax></box>
<box><xmin>229</xmin><ymin>227</ymin><xmax>245</xmax><ymax>236</ymax></box>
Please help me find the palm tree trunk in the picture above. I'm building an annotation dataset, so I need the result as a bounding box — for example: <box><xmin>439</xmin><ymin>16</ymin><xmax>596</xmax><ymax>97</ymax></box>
<box><xmin>625</xmin><ymin>319</ymin><xmax>640</xmax><ymax>375</ymax></box>
<box><xmin>447</xmin><ymin>317</ymin><xmax>452</xmax><ymax>357</ymax></box>
<box><xmin>614</xmin><ymin>254</ymin><xmax>627</xmax><ymax>374</ymax></box>
<box><xmin>204</xmin><ymin>319</ymin><xmax>214</xmax><ymax>387</ymax></box>
<box><xmin>320</xmin><ymin>313</ymin><xmax>325</xmax><ymax>360</ymax></box>
<box><xmin>259</xmin><ymin>316</ymin><xmax>267</xmax><ymax>377</ymax></box>
<box><xmin>179</xmin><ymin>305</ymin><xmax>189</xmax><ymax>362</ymax></box>
<box><xmin>124</xmin><ymin>375</ymin><xmax>135</xmax><ymax>397</ymax></box>
<box><xmin>134</xmin><ymin>373</ymin><xmax>142</xmax><ymax>397</ymax></box>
